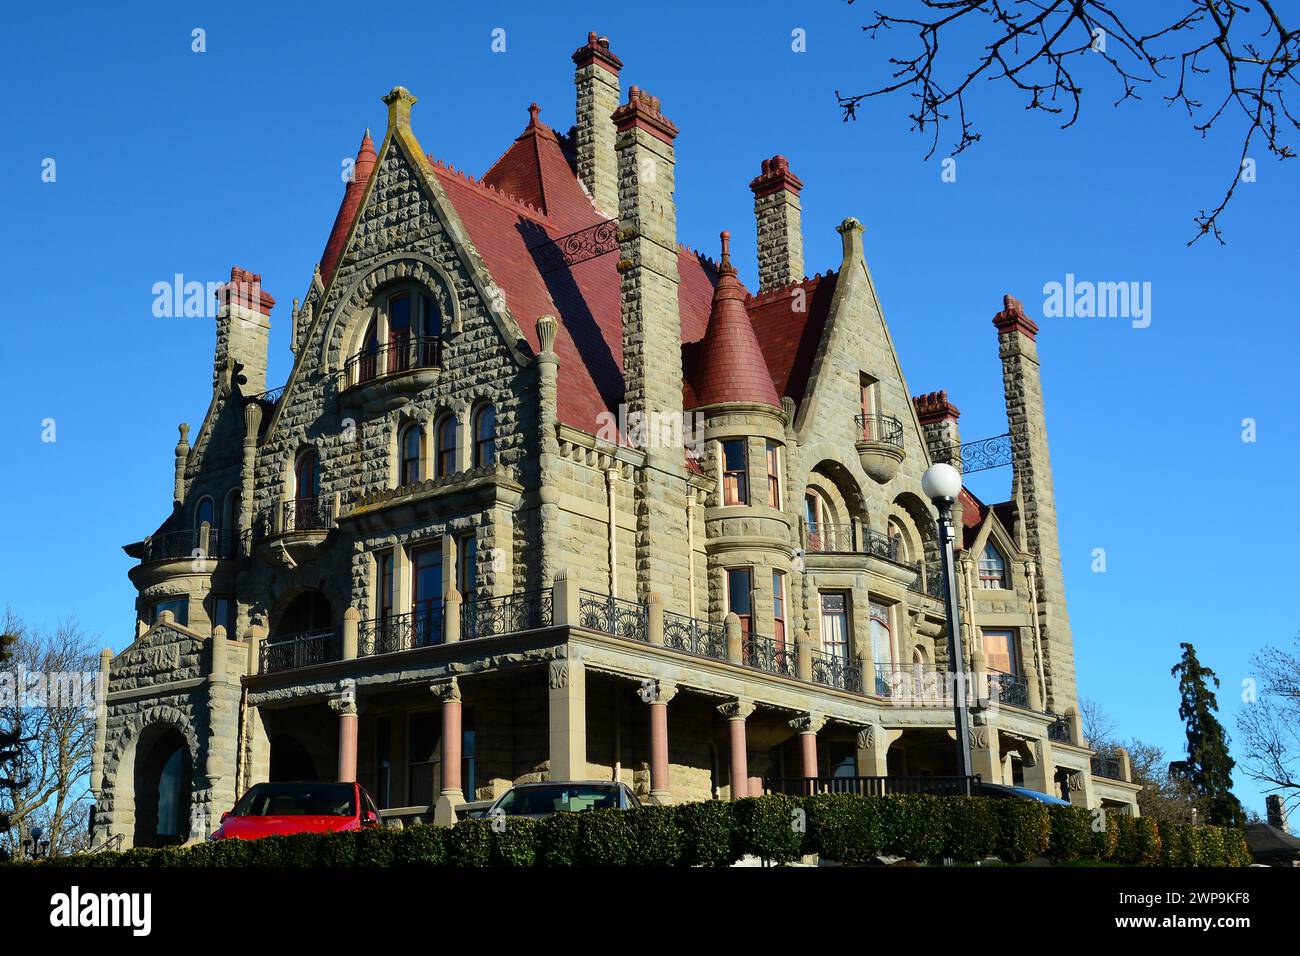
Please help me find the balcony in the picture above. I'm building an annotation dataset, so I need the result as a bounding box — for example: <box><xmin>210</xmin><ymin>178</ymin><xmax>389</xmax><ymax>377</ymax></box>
<box><xmin>854</xmin><ymin>413</ymin><xmax>905</xmax><ymax>483</ymax></box>
<box><xmin>908</xmin><ymin>562</ymin><xmax>947</xmax><ymax>600</ymax></box>
<box><xmin>810</xmin><ymin>649</ymin><xmax>862</xmax><ymax>693</ymax></box>
<box><xmin>252</xmin><ymin>496</ymin><xmax>336</xmax><ymax>568</ymax></box>
<box><xmin>260</xmin><ymin>628</ymin><xmax>340</xmax><ymax>673</ymax></box>
<box><xmin>579</xmin><ymin>591</ymin><xmax>648</xmax><ymax>643</ymax></box>
<box><xmin>1047</xmin><ymin>713</ymin><xmax>1072</xmax><ymax>744</ymax></box>
<box><xmin>359</xmin><ymin>606</ymin><xmax>443</xmax><ymax>656</ymax></box>
<box><xmin>662</xmin><ymin>611</ymin><xmax>727</xmax><ymax>661</ymax></box>
<box><xmin>742</xmin><ymin>633</ymin><xmax>797</xmax><ymax>678</ymax></box>
<box><xmin>1091</xmin><ymin>754</ymin><xmax>1123</xmax><ymax>780</ymax></box>
<box><xmin>139</xmin><ymin>528</ymin><xmax>240</xmax><ymax>564</ymax></box>
<box><xmin>987</xmin><ymin>670</ymin><xmax>1030</xmax><ymax>709</ymax></box>
<box><xmin>461</xmin><ymin>590</ymin><xmax>553</xmax><ymax>640</ymax></box>
<box><xmin>804</xmin><ymin>523</ymin><xmax>899</xmax><ymax>561</ymax></box>
<box><xmin>764</xmin><ymin>775</ymin><xmax>981</xmax><ymax>798</ymax></box>
<box><xmin>338</xmin><ymin>336</ymin><xmax>441</xmax><ymax>410</ymax></box>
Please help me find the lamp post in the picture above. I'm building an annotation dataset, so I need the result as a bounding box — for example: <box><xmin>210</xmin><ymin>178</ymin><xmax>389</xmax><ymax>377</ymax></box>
<box><xmin>921</xmin><ymin>463</ymin><xmax>974</xmax><ymax>790</ymax></box>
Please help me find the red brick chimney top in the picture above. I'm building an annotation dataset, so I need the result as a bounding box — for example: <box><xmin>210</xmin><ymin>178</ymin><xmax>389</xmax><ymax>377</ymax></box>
<box><xmin>913</xmin><ymin>390</ymin><xmax>961</xmax><ymax>424</ymax></box>
<box><xmin>218</xmin><ymin>267</ymin><xmax>276</xmax><ymax>315</ymax></box>
<box><xmin>572</xmin><ymin>31</ymin><xmax>623</xmax><ymax>73</ymax></box>
<box><xmin>749</xmin><ymin>154</ymin><xmax>804</xmax><ymax>198</ymax></box>
<box><xmin>611</xmin><ymin>86</ymin><xmax>678</xmax><ymax>144</ymax></box>
<box><xmin>992</xmin><ymin>294</ymin><xmax>1038</xmax><ymax>340</ymax></box>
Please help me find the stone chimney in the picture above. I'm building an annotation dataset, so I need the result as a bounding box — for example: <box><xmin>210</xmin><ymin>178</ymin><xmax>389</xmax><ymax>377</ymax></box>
<box><xmin>571</xmin><ymin>32</ymin><xmax>622</xmax><ymax>216</ymax></box>
<box><xmin>1266</xmin><ymin>795</ymin><xmax>1289</xmax><ymax>831</ymax></box>
<box><xmin>913</xmin><ymin>391</ymin><xmax>962</xmax><ymax>466</ymax></box>
<box><xmin>995</xmin><ymin>294</ymin><xmax>1075</xmax><ymax>712</ymax></box>
<box><xmin>215</xmin><ymin>267</ymin><xmax>275</xmax><ymax>396</ymax></box>
<box><xmin>612</xmin><ymin>86</ymin><xmax>691</xmax><ymax>612</ymax></box>
<box><xmin>749</xmin><ymin>155</ymin><xmax>805</xmax><ymax>291</ymax></box>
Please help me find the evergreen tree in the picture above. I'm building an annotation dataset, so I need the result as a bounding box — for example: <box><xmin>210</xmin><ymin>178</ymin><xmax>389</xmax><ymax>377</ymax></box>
<box><xmin>1171</xmin><ymin>642</ymin><xmax>1244</xmax><ymax>827</ymax></box>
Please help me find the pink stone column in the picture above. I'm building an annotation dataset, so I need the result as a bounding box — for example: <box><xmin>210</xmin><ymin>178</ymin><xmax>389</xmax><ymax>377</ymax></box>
<box><xmin>800</xmin><ymin>732</ymin><xmax>818</xmax><ymax>779</ymax></box>
<box><xmin>331</xmin><ymin>688</ymin><xmax>358</xmax><ymax>783</ymax></box>
<box><xmin>644</xmin><ymin>681</ymin><xmax>677</xmax><ymax>802</ymax></box>
<box><xmin>441</xmin><ymin>696</ymin><xmax>462</xmax><ymax>797</ymax></box>
<box><xmin>718</xmin><ymin>700</ymin><xmax>754</xmax><ymax>799</ymax></box>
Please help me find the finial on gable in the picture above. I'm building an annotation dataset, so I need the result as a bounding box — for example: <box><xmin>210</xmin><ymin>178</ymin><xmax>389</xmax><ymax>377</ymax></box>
<box><xmin>383</xmin><ymin>86</ymin><xmax>418</xmax><ymax>130</ymax></box>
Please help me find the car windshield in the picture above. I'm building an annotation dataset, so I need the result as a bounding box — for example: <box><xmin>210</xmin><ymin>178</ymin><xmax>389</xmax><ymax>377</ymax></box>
<box><xmin>232</xmin><ymin>783</ymin><xmax>356</xmax><ymax>817</ymax></box>
<box><xmin>496</xmin><ymin>784</ymin><xmax>620</xmax><ymax>815</ymax></box>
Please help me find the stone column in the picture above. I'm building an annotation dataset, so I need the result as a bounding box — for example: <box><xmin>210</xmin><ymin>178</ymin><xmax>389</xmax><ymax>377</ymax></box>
<box><xmin>790</xmin><ymin>714</ymin><xmax>825</xmax><ymax>781</ymax></box>
<box><xmin>724</xmin><ymin>612</ymin><xmax>742</xmax><ymax>664</ymax></box>
<box><xmin>331</xmin><ymin>681</ymin><xmax>359</xmax><ymax>783</ymax></box>
<box><xmin>969</xmin><ymin>723</ymin><xmax>1001</xmax><ymax>786</ymax></box>
<box><xmin>432</xmin><ymin>678</ymin><xmax>463</xmax><ymax>825</ymax></box>
<box><xmin>548</xmin><ymin>656</ymin><xmax>586</xmax><ymax>780</ymax></box>
<box><xmin>717</xmin><ymin>699</ymin><xmax>755</xmax><ymax>799</ymax></box>
<box><xmin>535</xmin><ymin>314</ymin><xmax>561</xmax><ymax>588</ymax></box>
<box><xmin>1023</xmin><ymin>736</ymin><xmax>1056</xmax><ymax>797</ymax></box>
<box><xmin>646</xmin><ymin>592</ymin><xmax>664</xmax><ymax>646</ymax></box>
<box><xmin>89</xmin><ymin>648</ymin><xmax>112</xmax><ymax>843</ymax></box>
<box><xmin>173</xmin><ymin>423</ymin><xmax>190</xmax><ymax>508</ymax></box>
<box><xmin>856</xmin><ymin>724</ymin><xmax>889</xmax><ymax>777</ymax></box>
<box><xmin>644</xmin><ymin>680</ymin><xmax>677</xmax><ymax>803</ymax></box>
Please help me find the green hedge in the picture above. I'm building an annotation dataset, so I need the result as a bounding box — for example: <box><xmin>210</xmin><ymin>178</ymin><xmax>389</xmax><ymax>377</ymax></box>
<box><xmin>12</xmin><ymin>795</ymin><xmax>1252</xmax><ymax>868</ymax></box>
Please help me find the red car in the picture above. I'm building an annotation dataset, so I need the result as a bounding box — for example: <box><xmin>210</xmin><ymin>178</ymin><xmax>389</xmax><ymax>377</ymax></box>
<box><xmin>211</xmin><ymin>781</ymin><xmax>382</xmax><ymax>841</ymax></box>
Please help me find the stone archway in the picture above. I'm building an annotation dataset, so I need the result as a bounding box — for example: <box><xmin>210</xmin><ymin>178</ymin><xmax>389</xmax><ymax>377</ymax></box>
<box><xmin>102</xmin><ymin>705</ymin><xmax>203</xmax><ymax>849</ymax></box>
<box><xmin>131</xmin><ymin>724</ymin><xmax>193</xmax><ymax>848</ymax></box>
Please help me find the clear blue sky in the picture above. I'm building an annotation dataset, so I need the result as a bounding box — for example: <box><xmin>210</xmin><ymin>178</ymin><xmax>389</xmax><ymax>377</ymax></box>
<box><xmin>2</xmin><ymin>2</ymin><xmax>1294</xmax><ymax>815</ymax></box>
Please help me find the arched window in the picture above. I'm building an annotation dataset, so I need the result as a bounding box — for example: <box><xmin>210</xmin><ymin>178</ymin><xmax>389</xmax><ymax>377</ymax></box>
<box><xmin>978</xmin><ymin>543</ymin><xmax>1008</xmax><ymax>590</ymax></box>
<box><xmin>295</xmin><ymin>449</ymin><xmax>320</xmax><ymax>501</ymax></box>
<box><xmin>804</xmin><ymin>490</ymin><xmax>825</xmax><ymax>551</ymax></box>
<box><xmin>436</xmin><ymin>416</ymin><xmax>458</xmax><ymax>478</ymax></box>
<box><xmin>473</xmin><ymin>405</ymin><xmax>496</xmax><ymax>468</ymax></box>
<box><xmin>358</xmin><ymin>317</ymin><xmax>379</xmax><ymax>383</ymax></box>
<box><xmin>195</xmin><ymin>496</ymin><xmax>214</xmax><ymax>529</ymax></box>
<box><xmin>399</xmin><ymin>423</ymin><xmax>425</xmax><ymax>486</ymax></box>
<box><xmin>222</xmin><ymin>489</ymin><xmax>241</xmax><ymax>531</ymax></box>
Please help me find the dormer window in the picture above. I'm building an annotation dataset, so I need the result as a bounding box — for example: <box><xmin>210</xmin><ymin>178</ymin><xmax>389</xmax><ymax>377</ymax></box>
<box><xmin>978</xmin><ymin>543</ymin><xmax>1008</xmax><ymax>589</ymax></box>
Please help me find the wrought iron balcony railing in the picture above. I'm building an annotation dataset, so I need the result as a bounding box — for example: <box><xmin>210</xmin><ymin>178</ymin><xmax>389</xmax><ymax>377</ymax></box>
<box><xmin>254</xmin><ymin>496</ymin><xmax>334</xmax><ymax>540</ymax></box>
<box><xmin>260</xmin><ymin>628</ymin><xmax>340</xmax><ymax>673</ymax></box>
<box><xmin>1091</xmin><ymin>754</ymin><xmax>1123</xmax><ymax>780</ymax></box>
<box><xmin>359</xmin><ymin>605</ymin><xmax>443</xmax><ymax>657</ymax></box>
<box><xmin>862</xmin><ymin>528</ymin><xmax>899</xmax><ymax>561</ymax></box>
<box><xmin>1047</xmin><ymin>713</ymin><xmax>1072</xmax><ymax>744</ymax></box>
<box><xmin>855</xmin><ymin>413</ymin><xmax>904</xmax><ymax>447</ymax></box>
<box><xmin>804</xmin><ymin>521</ymin><xmax>854</xmax><ymax>554</ymax></box>
<box><xmin>340</xmin><ymin>335</ymin><xmax>442</xmax><ymax>391</ymax></box>
<box><xmin>873</xmin><ymin>662</ymin><xmax>948</xmax><ymax>699</ymax></box>
<box><xmin>741</xmin><ymin>633</ymin><xmax>797</xmax><ymax>678</ymax></box>
<box><xmin>988</xmin><ymin>670</ymin><xmax>1029</xmax><ymax>709</ymax></box>
<box><xmin>809</xmin><ymin>649</ymin><xmax>862</xmax><ymax>693</ymax></box>
<box><xmin>661</xmin><ymin>611</ymin><xmax>727</xmax><ymax>661</ymax></box>
<box><xmin>249</xmin><ymin>384</ymin><xmax>286</xmax><ymax>406</ymax></box>
<box><xmin>579</xmin><ymin>591</ymin><xmax>648</xmax><ymax>642</ymax></box>
<box><xmin>140</xmin><ymin>528</ymin><xmax>239</xmax><ymax>563</ymax></box>
<box><xmin>461</xmin><ymin>589</ymin><xmax>553</xmax><ymax>640</ymax></box>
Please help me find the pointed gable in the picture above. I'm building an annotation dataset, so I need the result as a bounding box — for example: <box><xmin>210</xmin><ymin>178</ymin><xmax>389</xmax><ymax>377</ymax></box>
<box><xmin>746</xmin><ymin>272</ymin><xmax>839</xmax><ymax>408</ymax></box>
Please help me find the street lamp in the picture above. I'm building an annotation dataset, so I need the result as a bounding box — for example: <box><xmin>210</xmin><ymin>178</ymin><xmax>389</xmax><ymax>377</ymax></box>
<box><xmin>921</xmin><ymin>463</ymin><xmax>974</xmax><ymax>790</ymax></box>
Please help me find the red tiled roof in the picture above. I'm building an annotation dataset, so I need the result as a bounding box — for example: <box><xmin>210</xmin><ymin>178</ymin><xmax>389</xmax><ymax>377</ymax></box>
<box><xmin>685</xmin><ymin>233</ymin><xmax>780</xmax><ymax>409</ymax></box>
<box><xmin>321</xmin><ymin>131</ymin><xmax>377</xmax><ymax>282</ymax></box>
<box><xmin>320</xmin><ymin>105</ymin><xmax>839</xmax><ymax>433</ymax></box>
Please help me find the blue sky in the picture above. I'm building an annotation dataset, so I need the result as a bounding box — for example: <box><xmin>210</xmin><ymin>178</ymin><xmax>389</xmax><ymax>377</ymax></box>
<box><xmin>2</xmin><ymin>2</ymin><xmax>1294</xmax><ymax>814</ymax></box>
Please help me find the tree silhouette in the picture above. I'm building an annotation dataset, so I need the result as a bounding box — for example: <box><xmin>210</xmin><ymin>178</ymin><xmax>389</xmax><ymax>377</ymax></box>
<box><xmin>1171</xmin><ymin>642</ymin><xmax>1244</xmax><ymax>826</ymax></box>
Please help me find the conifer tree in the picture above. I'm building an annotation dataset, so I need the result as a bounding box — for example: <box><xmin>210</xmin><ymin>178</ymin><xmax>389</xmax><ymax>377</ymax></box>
<box><xmin>1171</xmin><ymin>642</ymin><xmax>1244</xmax><ymax>827</ymax></box>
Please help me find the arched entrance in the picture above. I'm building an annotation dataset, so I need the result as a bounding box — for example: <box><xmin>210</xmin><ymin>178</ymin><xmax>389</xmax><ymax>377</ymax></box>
<box><xmin>273</xmin><ymin>590</ymin><xmax>333</xmax><ymax>637</ymax></box>
<box><xmin>132</xmin><ymin>725</ymin><xmax>192</xmax><ymax>848</ymax></box>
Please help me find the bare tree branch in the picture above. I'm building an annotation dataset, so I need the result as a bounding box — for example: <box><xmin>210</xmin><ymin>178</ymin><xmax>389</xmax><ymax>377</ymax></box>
<box><xmin>837</xmin><ymin>0</ymin><xmax>1299</xmax><ymax>244</ymax></box>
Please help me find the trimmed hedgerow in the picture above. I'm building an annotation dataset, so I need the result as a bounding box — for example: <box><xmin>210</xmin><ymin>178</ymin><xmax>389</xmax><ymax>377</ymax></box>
<box><xmin>14</xmin><ymin>794</ymin><xmax>1254</xmax><ymax>867</ymax></box>
<box><xmin>675</xmin><ymin>799</ymin><xmax>735</xmax><ymax>867</ymax></box>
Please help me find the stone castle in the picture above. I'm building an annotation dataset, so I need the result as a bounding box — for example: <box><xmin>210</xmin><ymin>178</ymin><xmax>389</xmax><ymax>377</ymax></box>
<box><xmin>92</xmin><ymin>32</ymin><xmax>1139</xmax><ymax>847</ymax></box>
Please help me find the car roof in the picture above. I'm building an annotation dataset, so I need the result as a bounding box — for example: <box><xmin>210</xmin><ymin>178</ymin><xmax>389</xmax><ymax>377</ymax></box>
<box><xmin>982</xmin><ymin>783</ymin><xmax>1073</xmax><ymax>805</ymax></box>
<box><xmin>507</xmin><ymin>780</ymin><xmax>622</xmax><ymax>788</ymax></box>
